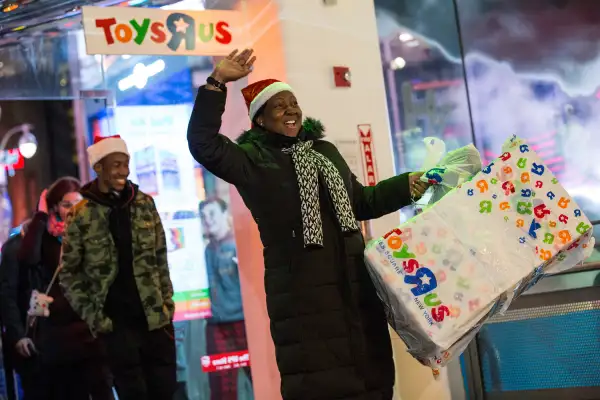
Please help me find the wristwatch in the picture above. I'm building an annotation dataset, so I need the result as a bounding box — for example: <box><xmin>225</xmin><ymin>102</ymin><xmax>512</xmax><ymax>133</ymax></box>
<box><xmin>206</xmin><ymin>76</ymin><xmax>227</xmax><ymax>92</ymax></box>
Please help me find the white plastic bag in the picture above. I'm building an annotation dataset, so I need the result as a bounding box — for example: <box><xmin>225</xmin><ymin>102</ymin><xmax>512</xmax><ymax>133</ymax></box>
<box><xmin>418</xmin><ymin>138</ymin><xmax>483</xmax><ymax>204</ymax></box>
<box><xmin>366</xmin><ymin>135</ymin><xmax>594</xmax><ymax>378</ymax></box>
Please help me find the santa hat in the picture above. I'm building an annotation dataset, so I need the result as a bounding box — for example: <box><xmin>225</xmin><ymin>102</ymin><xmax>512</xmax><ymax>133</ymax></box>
<box><xmin>242</xmin><ymin>79</ymin><xmax>294</xmax><ymax>121</ymax></box>
<box><xmin>87</xmin><ymin>135</ymin><xmax>129</xmax><ymax>167</ymax></box>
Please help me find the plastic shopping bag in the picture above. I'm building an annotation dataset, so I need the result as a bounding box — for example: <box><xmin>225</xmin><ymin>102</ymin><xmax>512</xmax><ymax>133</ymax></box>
<box><xmin>365</xmin><ymin>135</ymin><xmax>594</xmax><ymax>378</ymax></box>
<box><xmin>418</xmin><ymin>138</ymin><xmax>483</xmax><ymax>204</ymax></box>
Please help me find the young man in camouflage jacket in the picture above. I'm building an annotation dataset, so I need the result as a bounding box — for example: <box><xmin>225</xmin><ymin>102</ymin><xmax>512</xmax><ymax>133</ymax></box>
<box><xmin>59</xmin><ymin>135</ymin><xmax>176</xmax><ymax>400</ymax></box>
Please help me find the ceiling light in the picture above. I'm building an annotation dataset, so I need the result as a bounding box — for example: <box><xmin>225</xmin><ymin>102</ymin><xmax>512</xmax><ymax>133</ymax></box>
<box><xmin>406</xmin><ymin>40</ymin><xmax>420</xmax><ymax>48</ymax></box>
<box><xmin>399</xmin><ymin>33</ymin><xmax>414</xmax><ymax>42</ymax></box>
<box><xmin>2</xmin><ymin>3</ymin><xmax>19</xmax><ymax>12</ymax></box>
<box><xmin>118</xmin><ymin>59</ymin><xmax>165</xmax><ymax>91</ymax></box>
<box><xmin>2</xmin><ymin>3</ymin><xmax>19</xmax><ymax>13</ymax></box>
<box><xmin>391</xmin><ymin>57</ymin><xmax>406</xmax><ymax>70</ymax></box>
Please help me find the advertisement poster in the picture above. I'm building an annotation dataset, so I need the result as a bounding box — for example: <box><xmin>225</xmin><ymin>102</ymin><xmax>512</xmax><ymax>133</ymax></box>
<box><xmin>112</xmin><ymin>104</ymin><xmax>211</xmax><ymax>322</ymax></box>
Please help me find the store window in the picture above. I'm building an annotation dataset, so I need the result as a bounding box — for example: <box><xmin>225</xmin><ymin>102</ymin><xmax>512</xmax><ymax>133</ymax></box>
<box><xmin>83</xmin><ymin>3</ymin><xmax>255</xmax><ymax>397</ymax></box>
<box><xmin>375</xmin><ymin>0</ymin><xmax>600</xmax><ymax>264</ymax></box>
<box><xmin>454</xmin><ymin>0</ymin><xmax>600</xmax><ymax>263</ymax></box>
<box><xmin>0</xmin><ymin>2</ymin><xmax>256</xmax><ymax>399</ymax></box>
<box><xmin>375</xmin><ymin>0</ymin><xmax>473</xmax><ymax>176</ymax></box>
<box><xmin>0</xmin><ymin>31</ymin><xmax>83</xmax><ymax>242</ymax></box>
<box><xmin>87</xmin><ymin>54</ymin><xmax>254</xmax><ymax>400</ymax></box>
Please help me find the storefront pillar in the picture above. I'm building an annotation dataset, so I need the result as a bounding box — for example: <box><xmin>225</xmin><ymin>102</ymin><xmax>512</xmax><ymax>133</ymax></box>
<box><xmin>227</xmin><ymin>0</ymin><xmax>454</xmax><ymax>399</ymax></box>
<box><xmin>224</xmin><ymin>2</ymin><xmax>288</xmax><ymax>400</ymax></box>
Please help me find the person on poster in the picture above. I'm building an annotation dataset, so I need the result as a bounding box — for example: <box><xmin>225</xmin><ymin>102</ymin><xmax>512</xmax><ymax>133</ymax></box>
<box><xmin>199</xmin><ymin>197</ymin><xmax>251</xmax><ymax>399</ymax></box>
<box><xmin>187</xmin><ymin>48</ymin><xmax>429</xmax><ymax>400</ymax></box>
<box><xmin>59</xmin><ymin>136</ymin><xmax>177</xmax><ymax>400</ymax></box>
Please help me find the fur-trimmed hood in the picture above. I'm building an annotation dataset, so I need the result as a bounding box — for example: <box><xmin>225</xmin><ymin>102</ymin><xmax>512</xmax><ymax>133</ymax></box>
<box><xmin>236</xmin><ymin>117</ymin><xmax>325</xmax><ymax>145</ymax></box>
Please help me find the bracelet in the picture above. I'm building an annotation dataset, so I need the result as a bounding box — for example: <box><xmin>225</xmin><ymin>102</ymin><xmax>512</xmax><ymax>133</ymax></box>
<box><xmin>206</xmin><ymin>76</ymin><xmax>227</xmax><ymax>92</ymax></box>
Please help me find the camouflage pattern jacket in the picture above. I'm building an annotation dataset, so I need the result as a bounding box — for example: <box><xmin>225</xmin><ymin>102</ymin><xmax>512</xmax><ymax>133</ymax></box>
<box><xmin>59</xmin><ymin>183</ymin><xmax>174</xmax><ymax>335</ymax></box>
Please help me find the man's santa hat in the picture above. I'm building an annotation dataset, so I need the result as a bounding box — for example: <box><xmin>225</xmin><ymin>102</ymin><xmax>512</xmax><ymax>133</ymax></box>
<box><xmin>87</xmin><ymin>135</ymin><xmax>129</xmax><ymax>167</ymax></box>
<box><xmin>242</xmin><ymin>79</ymin><xmax>294</xmax><ymax>121</ymax></box>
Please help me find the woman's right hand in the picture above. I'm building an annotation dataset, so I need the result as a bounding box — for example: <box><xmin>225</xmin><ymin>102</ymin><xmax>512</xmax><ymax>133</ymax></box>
<box><xmin>15</xmin><ymin>338</ymin><xmax>36</xmax><ymax>358</ymax></box>
<box><xmin>37</xmin><ymin>189</ymin><xmax>48</xmax><ymax>214</ymax></box>
<box><xmin>212</xmin><ymin>48</ymin><xmax>256</xmax><ymax>83</ymax></box>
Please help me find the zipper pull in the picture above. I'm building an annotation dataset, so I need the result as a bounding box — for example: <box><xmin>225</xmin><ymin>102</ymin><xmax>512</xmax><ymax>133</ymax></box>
<box><xmin>292</xmin><ymin>230</ymin><xmax>296</xmax><ymax>238</ymax></box>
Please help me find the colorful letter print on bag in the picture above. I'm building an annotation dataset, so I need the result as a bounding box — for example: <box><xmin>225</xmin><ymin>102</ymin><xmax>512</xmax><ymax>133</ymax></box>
<box><xmin>364</xmin><ymin>135</ymin><xmax>593</xmax><ymax>372</ymax></box>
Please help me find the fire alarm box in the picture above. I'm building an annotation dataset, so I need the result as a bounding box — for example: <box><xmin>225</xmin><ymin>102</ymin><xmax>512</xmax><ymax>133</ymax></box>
<box><xmin>333</xmin><ymin>66</ymin><xmax>351</xmax><ymax>88</ymax></box>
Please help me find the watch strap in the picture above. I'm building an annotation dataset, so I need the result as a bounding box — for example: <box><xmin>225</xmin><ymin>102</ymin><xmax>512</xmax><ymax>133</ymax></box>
<box><xmin>206</xmin><ymin>76</ymin><xmax>227</xmax><ymax>92</ymax></box>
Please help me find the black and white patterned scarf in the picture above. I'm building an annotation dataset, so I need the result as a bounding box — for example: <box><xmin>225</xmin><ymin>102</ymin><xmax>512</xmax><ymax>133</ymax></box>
<box><xmin>282</xmin><ymin>141</ymin><xmax>358</xmax><ymax>247</ymax></box>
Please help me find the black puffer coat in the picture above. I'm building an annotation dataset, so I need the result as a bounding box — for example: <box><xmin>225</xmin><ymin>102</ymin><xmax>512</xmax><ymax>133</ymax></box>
<box><xmin>188</xmin><ymin>87</ymin><xmax>412</xmax><ymax>400</ymax></box>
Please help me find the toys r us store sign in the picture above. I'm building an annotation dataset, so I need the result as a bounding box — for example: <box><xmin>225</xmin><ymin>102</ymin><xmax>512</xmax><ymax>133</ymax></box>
<box><xmin>82</xmin><ymin>6</ymin><xmax>245</xmax><ymax>56</ymax></box>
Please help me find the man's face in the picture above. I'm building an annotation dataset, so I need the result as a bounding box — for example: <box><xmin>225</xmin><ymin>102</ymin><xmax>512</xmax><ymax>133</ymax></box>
<box><xmin>201</xmin><ymin>202</ymin><xmax>229</xmax><ymax>237</ymax></box>
<box><xmin>97</xmin><ymin>153</ymin><xmax>130</xmax><ymax>192</ymax></box>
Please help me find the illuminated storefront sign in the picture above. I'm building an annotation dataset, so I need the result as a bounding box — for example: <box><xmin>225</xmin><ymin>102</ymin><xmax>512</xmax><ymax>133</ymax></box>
<box><xmin>358</xmin><ymin>124</ymin><xmax>378</xmax><ymax>186</ymax></box>
<box><xmin>201</xmin><ymin>350</ymin><xmax>250</xmax><ymax>373</ymax></box>
<box><xmin>82</xmin><ymin>6</ymin><xmax>244</xmax><ymax>56</ymax></box>
<box><xmin>0</xmin><ymin>149</ymin><xmax>24</xmax><ymax>172</ymax></box>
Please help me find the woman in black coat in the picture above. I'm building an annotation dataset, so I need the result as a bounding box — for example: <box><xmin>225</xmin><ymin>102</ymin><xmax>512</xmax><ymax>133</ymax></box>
<box><xmin>187</xmin><ymin>49</ymin><xmax>428</xmax><ymax>400</ymax></box>
<box><xmin>18</xmin><ymin>178</ymin><xmax>114</xmax><ymax>400</ymax></box>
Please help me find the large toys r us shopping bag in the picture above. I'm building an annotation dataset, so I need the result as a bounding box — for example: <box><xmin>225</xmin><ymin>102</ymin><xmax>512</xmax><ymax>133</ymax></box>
<box><xmin>365</xmin><ymin>136</ymin><xmax>594</xmax><ymax>375</ymax></box>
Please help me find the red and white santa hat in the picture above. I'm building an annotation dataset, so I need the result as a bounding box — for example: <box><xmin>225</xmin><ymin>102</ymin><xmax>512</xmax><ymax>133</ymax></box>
<box><xmin>242</xmin><ymin>79</ymin><xmax>294</xmax><ymax>121</ymax></box>
<box><xmin>87</xmin><ymin>135</ymin><xmax>129</xmax><ymax>167</ymax></box>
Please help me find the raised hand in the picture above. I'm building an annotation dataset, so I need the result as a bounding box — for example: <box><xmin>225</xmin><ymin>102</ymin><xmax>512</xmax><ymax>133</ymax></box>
<box><xmin>38</xmin><ymin>189</ymin><xmax>48</xmax><ymax>214</ymax></box>
<box><xmin>212</xmin><ymin>48</ymin><xmax>256</xmax><ymax>83</ymax></box>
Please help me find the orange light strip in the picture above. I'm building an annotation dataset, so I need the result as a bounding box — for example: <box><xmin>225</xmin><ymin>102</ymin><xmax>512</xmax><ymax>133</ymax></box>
<box><xmin>2</xmin><ymin>4</ymin><xmax>19</xmax><ymax>13</ymax></box>
<box><xmin>412</xmin><ymin>80</ymin><xmax>462</xmax><ymax>91</ymax></box>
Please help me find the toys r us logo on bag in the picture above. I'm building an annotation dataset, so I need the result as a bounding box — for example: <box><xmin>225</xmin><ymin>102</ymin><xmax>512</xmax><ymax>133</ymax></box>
<box><xmin>365</xmin><ymin>135</ymin><xmax>593</xmax><ymax>373</ymax></box>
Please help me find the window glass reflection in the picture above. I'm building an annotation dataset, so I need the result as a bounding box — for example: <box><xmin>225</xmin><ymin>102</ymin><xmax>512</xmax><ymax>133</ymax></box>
<box><xmin>454</xmin><ymin>0</ymin><xmax>600</xmax><ymax>263</ymax></box>
<box><xmin>376</xmin><ymin>0</ymin><xmax>600</xmax><ymax>263</ymax></box>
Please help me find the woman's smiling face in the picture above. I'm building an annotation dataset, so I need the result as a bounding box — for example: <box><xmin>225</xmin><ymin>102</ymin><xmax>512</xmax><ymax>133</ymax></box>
<box><xmin>256</xmin><ymin>91</ymin><xmax>303</xmax><ymax>137</ymax></box>
<box><xmin>57</xmin><ymin>192</ymin><xmax>82</xmax><ymax>221</ymax></box>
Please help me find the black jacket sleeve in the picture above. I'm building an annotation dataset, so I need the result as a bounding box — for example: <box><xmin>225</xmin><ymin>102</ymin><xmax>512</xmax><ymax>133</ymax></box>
<box><xmin>0</xmin><ymin>235</ymin><xmax>26</xmax><ymax>345</ymax></box>
<box><xmin>351</xmin><ymin>173</ymin><xmax>412</xmax><ymax>221</ymax></box>
<box><xmin>324</xmin><ymin>140</ymin><xmax>413</xmax><ymax>220</ymax></box>
<box><xmin>18</xmin><ymin>211</ymin><xmax>47</xmax><ymax>267</ymax></box>
<box><xmin>187</xmin><ymin>86</ymin><xmax>256</xmax><ymax>186</ymax></box>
